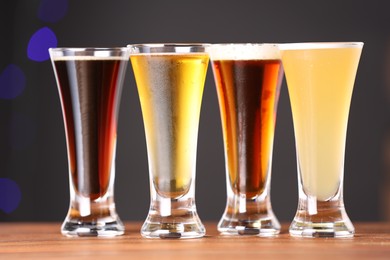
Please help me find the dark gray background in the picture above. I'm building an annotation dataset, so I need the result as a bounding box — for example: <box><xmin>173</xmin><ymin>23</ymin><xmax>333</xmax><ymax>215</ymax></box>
<box><xmin>1</xmin><ymin>0</ymin><xmax>389</xmax><ymax>223</ymax></box>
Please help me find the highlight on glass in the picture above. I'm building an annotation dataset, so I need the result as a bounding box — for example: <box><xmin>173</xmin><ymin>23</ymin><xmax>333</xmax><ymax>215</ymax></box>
<box><xmin>49</xmin><ymin>47</ymin><xmax>129</xmax><ymax>237</ymax></box>
<box><xmin>129</xmin><ymin>44</ymin><xmax>209</xmax><ymax>239</ymax></box>
<box><xmin>207</xmin><ymin>44</ymin><xmax>284</xmax><ymax>236</ymax></box>
<box><xmin>279</xmin><ymin>42</ymin><xmax>363</xmax><ymax>238</ymax></box>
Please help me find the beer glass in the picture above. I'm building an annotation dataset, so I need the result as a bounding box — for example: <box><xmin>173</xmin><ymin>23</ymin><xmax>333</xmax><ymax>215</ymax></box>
<box><xmin>129</xmin><ymin>44</ymin><xmax>209</xmax><ymax>239</ymax></box>
<box><xmin>279</xmin><ymin>42</ymin><xmax>363</xmax><ymax>237</ymax></box>
<box><xmin>208</xmin><ymin>44</ymin><xmax>283</xmax><ymax>236</ymax></box>
<box><xmin>49</xmin><ymin>48</ymin><xmax>129</xmax><ymax>237</ymax></box>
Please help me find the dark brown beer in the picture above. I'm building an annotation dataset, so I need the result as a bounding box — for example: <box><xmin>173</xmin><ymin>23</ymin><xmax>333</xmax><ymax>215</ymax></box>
<box><xmin>53</xmin><ymin>57</ymin><xmax>127</xmax><ymax>200</ymax></box>
<box><xmin>212</xmin><ymin>59</ymin><xmax>283</xmax><ymax>198</ymax></box>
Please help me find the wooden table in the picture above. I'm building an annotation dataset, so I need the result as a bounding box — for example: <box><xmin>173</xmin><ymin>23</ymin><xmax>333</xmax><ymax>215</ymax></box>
<box><xmin>0</xmin><ymin>222</ymin><xmax>389</xmax><ymax>259</ymax></box>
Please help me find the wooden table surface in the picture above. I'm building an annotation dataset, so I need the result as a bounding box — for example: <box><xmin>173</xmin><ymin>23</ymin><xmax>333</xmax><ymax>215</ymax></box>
<box><xmin>0</xmin><ymin>222</ymin><xmax>389</xmax><ymax>259</ymax></box>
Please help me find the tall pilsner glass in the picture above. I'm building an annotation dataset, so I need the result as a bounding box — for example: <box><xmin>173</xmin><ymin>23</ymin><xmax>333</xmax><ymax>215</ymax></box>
<box><xmin>279</xmin><ymin>42</ymin><xmax>363</xmax><ymax>238</ymax></box>
<box><xmin>129</xmin><ymin>44</ymin><xmax>209</xmax><ymax>239</ymax></box>
<box><xmin>208</xmin><ymin>44</ymin><xmax>283</xmax><ymax>236</ymax></box>
<box><xmin>49</xmin><ymin>48</ymin><xmax>129</xmax><ymax>237</ymax></box>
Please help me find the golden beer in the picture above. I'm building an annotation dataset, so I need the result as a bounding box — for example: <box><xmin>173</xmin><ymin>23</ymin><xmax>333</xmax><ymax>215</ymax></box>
<box><xmin>130</xmin><ymin>44</ymin><xmax>209</xmax><ymax>239</ymax></box>
<box><xmin>131</xmin><ymin>53</ymin><xmax>208</xmax><ymax>199</ymax></box>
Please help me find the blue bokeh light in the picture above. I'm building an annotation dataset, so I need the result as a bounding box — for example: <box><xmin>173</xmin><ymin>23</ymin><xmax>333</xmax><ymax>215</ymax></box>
<box><xmin>0</xmin><ymin>178</ymin><xmax>22</xmax><ymax>214</ymax></box>
<box><xmin>8</xmin><ymin>113</ymin><xmax>37</xmax><ymax>151</ymax></box>
<box><xmin>37</xmin><ymin>0</ymin><xmax>68</xmax><ymax>23</ymax></box>
<box><xmin>0</xmin><ymin>64</ymin><xmax>26</xmax><ymax>99</ymax></box>
<box><xmin>27</xmin><ymin>27</ymin><xmax>57</xmax><ymax>62</ymax></box>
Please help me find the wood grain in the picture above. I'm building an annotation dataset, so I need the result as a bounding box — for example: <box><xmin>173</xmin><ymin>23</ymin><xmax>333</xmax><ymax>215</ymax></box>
<box><xmin>0</xmin><ymin>222</ymin><xmax>389</xmax><ymax>259</ymax></box>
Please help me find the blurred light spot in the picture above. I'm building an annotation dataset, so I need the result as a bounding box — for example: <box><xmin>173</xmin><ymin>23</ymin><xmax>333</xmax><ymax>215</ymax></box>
<box><xmin>0</xmin><ymin>178</ymin><xmax>22</xmax><ymax>214</ymax></box>
<box><xmin>27</xmin><ymin>27</ymin><xmax>57</xmax><ymax>62</ymax></box>
<box><xmin>37</xmin><ymin>0</ymin><xmax>69</xmax><ymax>23</ymax></box>
<box><xmin>0</xmin><ymin>64</ymin><xmax>26</xmax><ymax>99</ymax></box>
<box><xmin>9</xmin><ymin>113</ymin><xmax>37</xmax><ymax>150</ymax></box>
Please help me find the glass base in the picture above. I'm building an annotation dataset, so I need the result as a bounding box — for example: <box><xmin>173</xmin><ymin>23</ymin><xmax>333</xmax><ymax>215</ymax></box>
<box><xmin>218</xmin><ymin>196</ymin><xmax>280</xmax><ymax>236</ymax></box>
<box><xmin>289</xmin><ymin>219</ymin><xmax>354</xmax><ymax>238</ymax></box>
<box><xmin>61</xmin><ymin>219</ymin><xmax>125</xmax><ymax>237</ymax></box>
<box><xmin>141</xmin><ymin>220</ymin><xmax>205</xmax><ymax>239</ymax></box>
<box><xmin>61</xmin><ymin>199</ymin><xmax>125</xmax><ymax>237</ymax></box>
<box><xmin>289</xmin><ymin>200</ymin><xmax>354</xmax><ymax>238</ymax></box>
<box><xmin>141</xmin><ymin>197</ymin><xmax>205</xmax><ymax>239</ymax></box>
<box><xmin>218</xmin><ymin>217</ymin><xmax>280</xmax><ymax>236</ymax></box>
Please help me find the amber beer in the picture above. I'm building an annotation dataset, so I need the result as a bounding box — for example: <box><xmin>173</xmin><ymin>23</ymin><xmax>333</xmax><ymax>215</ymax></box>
<box><xmin>213</xmin><ymin>59</ymin><xmax>281</xmax><ymax>197</ymax></box>
<box><xmin>209</xmin><ymin>44</ymin><xmax>283</xmax><ymax>235</ymax></box>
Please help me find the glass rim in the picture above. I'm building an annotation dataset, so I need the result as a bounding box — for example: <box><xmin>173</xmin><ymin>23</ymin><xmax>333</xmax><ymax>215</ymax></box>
<box><xmin>278</xmin><ymin>42</ymin><xmax>364</xmax><ymax>50</ymax></box>
<box><xmin>49</xmin><ymin>47</ymin><xmax>129</xmax><ymax>59</ymax></box>
<box><xmin>128</xmin><ymin>43</ymin><xmax>210</xmax><ymax>54</ymax></box>
<box><xmin>207</xmin><ymin>43</ymin><xmax>280</xmax><ymax>60</ymax></box>
<box><xmin>208</xmin><ymin>43</ymin><xmax>279</xmax><ymax>47</ymax></box>
<box><xmin>49</xmin><ymin>47</ymin><xmax>129</xmax><ymax>52</ymax></box>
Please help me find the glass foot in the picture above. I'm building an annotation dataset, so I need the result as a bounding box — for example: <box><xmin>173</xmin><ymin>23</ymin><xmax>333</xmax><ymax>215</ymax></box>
<box><xmin>141</xmin><ymin>220</ymin><xmax>205</xmax><ymax>239</ymax></box>
<box><xmin>141</xmin><ymin>197</ymin><xmax>205</xmax><ymax>239</ymax></box>
<box><xmin>218</xmin><ymin>216</ymin><xmax>280</xmax><ymax>236</ymax></box>
<box><xmin>61</xmin><ymin>219</ymin><xmax>125</xmax><ymax>237</ymax></box>
<box><xmin>218</xmin><ymin>195</ymin><xmax>280</xmax><ymax>236</ymax></box>
<box><xmin>289</xmin><ymin>219</ymin><xmax>354</xmax><ymax>238</ymax></box>
<box><xmin>289</xmin><ymin>200</ymin><xmax>355</xmax><ymax>238</ymax></box>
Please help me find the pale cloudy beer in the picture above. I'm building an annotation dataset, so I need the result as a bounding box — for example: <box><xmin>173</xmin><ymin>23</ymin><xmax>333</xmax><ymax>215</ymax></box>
<box><xmin>280</xmin><ymin>42</ymin><xmax>363</xmax><ymax>237</ymax></box>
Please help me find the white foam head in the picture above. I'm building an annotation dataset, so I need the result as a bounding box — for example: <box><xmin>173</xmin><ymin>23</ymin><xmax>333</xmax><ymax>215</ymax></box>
<box><xmin>207</xmin><ymin>44</ymin><xmax>280</xmax><ymax>60</ymax></box>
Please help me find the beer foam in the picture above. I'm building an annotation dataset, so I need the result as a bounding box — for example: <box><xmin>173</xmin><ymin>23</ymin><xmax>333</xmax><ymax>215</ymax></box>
<box><xmin>207</xmin><ymin>44</ymin><xmax>280</xmax><ymax>60</ymax></box>
<box><xmin>278</xmin><ymin>42</ymin><xmax>364</xmax><ymax>50</ymax></box>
